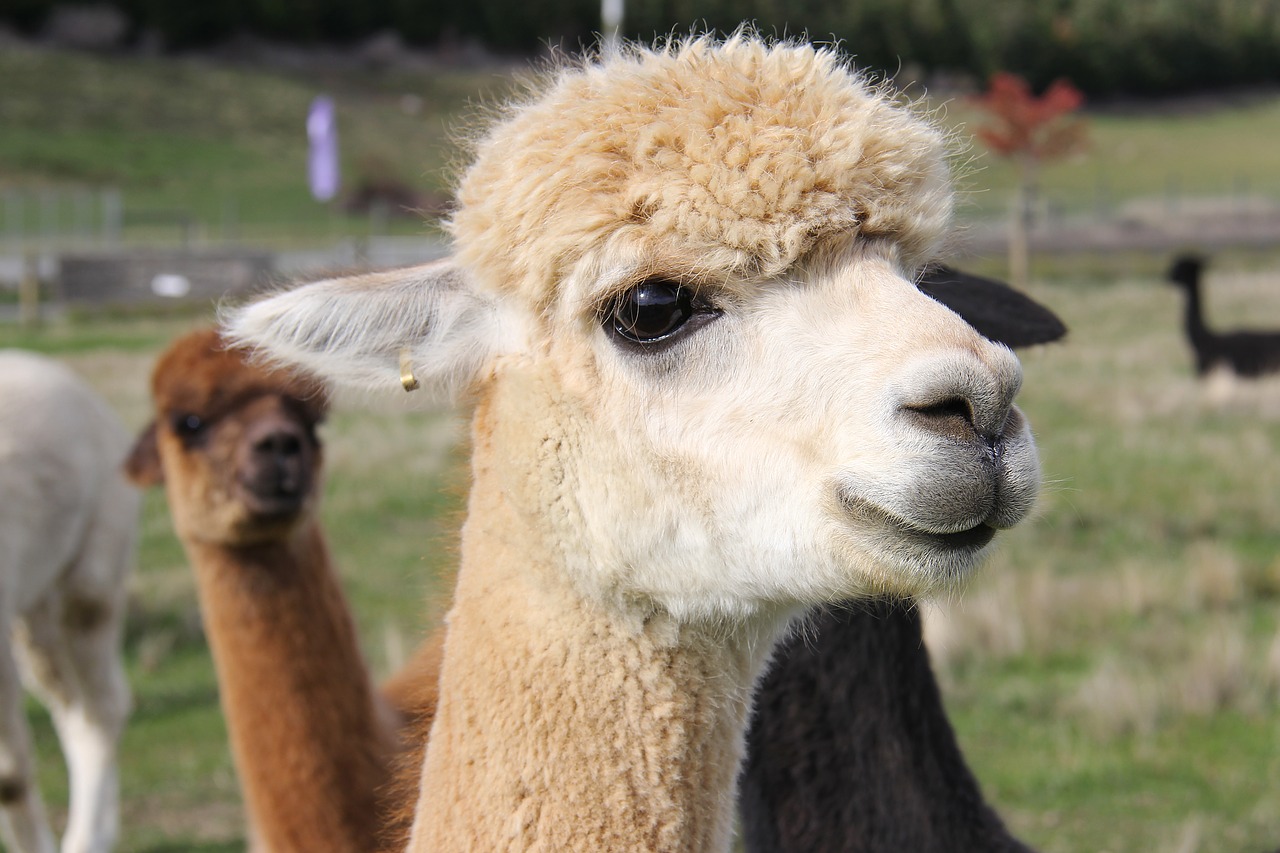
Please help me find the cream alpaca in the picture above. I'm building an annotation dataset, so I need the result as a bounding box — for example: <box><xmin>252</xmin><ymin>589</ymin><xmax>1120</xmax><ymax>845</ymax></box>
<box><xmin>228</xmin><ymin>35</ymin><xmax>1041</xmax><ymax>851</ymax></box>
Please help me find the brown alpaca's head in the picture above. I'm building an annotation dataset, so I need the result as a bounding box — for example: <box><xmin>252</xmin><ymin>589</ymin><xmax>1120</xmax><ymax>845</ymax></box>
<box><xmin>126</xmin><ymin>327</ymin><xmax>329</xmax><ymax>546</ymax></box>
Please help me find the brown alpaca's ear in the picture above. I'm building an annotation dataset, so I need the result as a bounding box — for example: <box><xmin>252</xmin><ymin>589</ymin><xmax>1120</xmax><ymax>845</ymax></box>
<box><xmin>123</xmin><ymin>421</ymin><xmax>164</xmax><ymax>486</ymax></box>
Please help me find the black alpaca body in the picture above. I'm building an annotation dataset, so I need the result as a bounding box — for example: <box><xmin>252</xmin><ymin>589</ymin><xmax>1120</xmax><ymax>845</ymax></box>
<box><xmin>740</xmin><ymin>267</ymin><xmax>1061</xmax><ymax>853</ymax></box>
<box><xmin>741</xmin><ymin>602</ymin><xmax>1034</xmax><ymax>853</ymax></box>
<box><xmin>1167</xmin><ymin>255</ymin><xmax>1280</xmax><ymax>378</ymax></box>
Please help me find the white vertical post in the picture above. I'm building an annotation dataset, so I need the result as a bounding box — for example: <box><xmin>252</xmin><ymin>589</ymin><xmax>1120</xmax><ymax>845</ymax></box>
<box><xmin>602</xmin><ymin>0</ymin><xmax>623</xmax><ymax>49</ymax></box>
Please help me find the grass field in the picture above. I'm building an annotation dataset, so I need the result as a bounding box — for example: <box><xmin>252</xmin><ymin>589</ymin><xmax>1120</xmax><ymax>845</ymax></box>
<box><xmin>0</xmin><ymin>44</ymin><xmax>512</xmax><ymax>243</ymax></box>
<box><xmin>3</xmin><ymin>42</ymin><xmax>1280</xmax><ymax>853</ymax></box>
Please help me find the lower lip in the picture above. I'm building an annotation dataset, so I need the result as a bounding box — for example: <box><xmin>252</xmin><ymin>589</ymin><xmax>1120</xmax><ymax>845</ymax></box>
<box><xmin>915</xmin><ymin>523</ymin><xmax>996</xmax><ymax>550</ymax></box>
<box><xmin>840</xmin><ymin>494</ymin><xmax>997</xmax><ymax>552</ymax></box>
<box><xmin>242</xmin><ymin>494</ymin><xmax>306</xmax><ymax>518</ymax></box>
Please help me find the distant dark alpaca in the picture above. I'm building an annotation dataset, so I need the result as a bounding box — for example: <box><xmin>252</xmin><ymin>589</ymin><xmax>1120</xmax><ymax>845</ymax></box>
<box><xmin>1166</xmin><ymin>254</ymin><xmax>1280</xmax><ymax>378</ymax></box>
<box><xmin>741</xmin><ymin>266</ymin><xmax>1063</xmax><ymax>853</ymax></box>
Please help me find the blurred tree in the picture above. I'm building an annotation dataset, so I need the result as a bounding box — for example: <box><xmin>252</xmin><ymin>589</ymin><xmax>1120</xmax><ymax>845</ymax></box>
<box><xmin>973</xmin><ymin>72</ymin><xmax>1088</xmax><ymax>289</ymax></box>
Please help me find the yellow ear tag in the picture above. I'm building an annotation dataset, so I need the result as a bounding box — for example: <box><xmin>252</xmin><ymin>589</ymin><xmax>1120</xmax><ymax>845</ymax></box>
<box><xmin>399</xmin><ymin>348</ymin><xmax>420</xmax><ymax>393</ymax></box>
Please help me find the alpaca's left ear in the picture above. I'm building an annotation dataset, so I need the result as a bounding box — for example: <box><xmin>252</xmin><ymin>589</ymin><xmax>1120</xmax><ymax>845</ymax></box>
<box><xmin>124</xmin><ymin>422</ymin><xmax>164</xmax><ymax>486</ymax></box>
<box><xmin>223</xmin><ymin>258</ymin><xmax>511</xmax><ymax>403</ymax></box>
<box><xmin>918</xmin><ymin>265</ymin><xmax>1067</xmax><ymax>349</ymax></box>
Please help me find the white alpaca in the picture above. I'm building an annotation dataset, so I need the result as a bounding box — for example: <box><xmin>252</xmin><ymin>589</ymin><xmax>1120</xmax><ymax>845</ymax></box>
<box><xmin>228</xmin><ymin>35</ymin><xmax>1042</xmax><ymax>851</ymax></box>
<box><xmin>0</xmin><ymin>352</ymin><xmax>137</xmax><ymax>853</ymax></box>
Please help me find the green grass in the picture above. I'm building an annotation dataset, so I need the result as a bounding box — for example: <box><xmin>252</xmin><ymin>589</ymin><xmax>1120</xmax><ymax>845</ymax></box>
<box><xmin>0</xmin><ymin>44</ymin><xmax>514</xmax><ymax>242</ymax></box>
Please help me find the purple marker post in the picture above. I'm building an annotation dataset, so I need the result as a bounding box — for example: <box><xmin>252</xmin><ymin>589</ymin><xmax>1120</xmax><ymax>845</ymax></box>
<box><xmin>307</xmin><ymin>96</ymin><xmax>340</xmax><ymax>202</ymax></box>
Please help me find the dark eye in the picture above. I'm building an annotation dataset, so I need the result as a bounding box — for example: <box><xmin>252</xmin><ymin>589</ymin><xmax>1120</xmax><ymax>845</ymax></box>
<box><xmin>171</xmin><ymin>413</ymin><xmax>205</xmax><ymax>439</ymax></box>
<box><xmin>607</xmin><ymin>279</ymin><xmax>707</xmax><ymax>345</ymax></box>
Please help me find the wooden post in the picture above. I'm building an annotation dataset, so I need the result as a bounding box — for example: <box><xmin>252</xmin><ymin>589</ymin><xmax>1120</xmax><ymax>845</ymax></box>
<box><xmin>18</xmin><ymin>251</ymin><xmax>39</xmax><ymax>328</ymax></box>
<box><xmin>1008</xmin><ymin>160</ymin><xmax>1037</xmax><ymax>291</ymax></box>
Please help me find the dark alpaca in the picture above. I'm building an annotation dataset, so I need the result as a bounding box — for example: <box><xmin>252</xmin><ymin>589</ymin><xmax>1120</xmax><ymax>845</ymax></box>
<box><xmin>918</xmin><ymin>265</ymin><xmax>1067</xmax><ymax>348</ymax></box>
<box><xmin>1166</xmin><ymin>254</ymin><xmax>1280</xmax><ymax>377</ymax></box>
<box><xmin>741</xmin><ymin>267</ymin><xmax>1064</xmax><ymax>853</ymax></box>
<box><xmin>741</xmin><ymin>602</ymin><xmax>1034</xmax><ymax>853</ymax></box>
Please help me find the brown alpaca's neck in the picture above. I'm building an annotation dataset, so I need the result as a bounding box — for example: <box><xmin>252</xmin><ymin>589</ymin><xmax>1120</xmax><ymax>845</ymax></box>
<box><xmin>185</xmin><ymin>523</ymin><xmax>400</xmax><ymax>853</ymax></box>
<box><xmin>407</xmin><ymin>475</ymin><xmax>779</xmax><ymax>852</ymax></box>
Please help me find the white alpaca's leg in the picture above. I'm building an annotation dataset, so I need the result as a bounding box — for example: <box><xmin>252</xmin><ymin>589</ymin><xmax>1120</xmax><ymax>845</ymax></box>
<box><xmin>20</xmin><ymin>560</ymin><xmax>128</xmax><ymax>853</ymax></box>
<box><xmin>19</xmin><ymin>490</ymin><xmax>132</xmax><ymax>853</ymax></box>
<box><xmin>0</xmin><ymin>628</ymin><xmax>57</xmax><ymax>853</ymax></box>
<box><xmin>16</xmin><ymin>588</ymin><xmax>128</xmax><ymax>853</ymax></box>
<box><xmin>60</xmin><ymin>493</ymin><xmax>132</xmax><ymax>853</ymax></box>
<box><xmin>52</xmin><ymin>702</ymin><xmax>121</xmax><ymax>853</ymax></box>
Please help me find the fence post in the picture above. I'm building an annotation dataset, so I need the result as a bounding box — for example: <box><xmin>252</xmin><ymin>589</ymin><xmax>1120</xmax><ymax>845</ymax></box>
<box><xmin>74</xmin><ymin>187</ymin><xmax>93</xmax><ymax>248</ymax></box>
<box><xmin>40</xmin><ymin>189</ymin><xmax>58</xmax><ymax>248</ymax></box>
<box><xmin>222</xmin><ymin>196</ymin><xmax>239</xmax><ymax>243</ymax></box>
<box><xmin>2</xmin><ymin>190</ymin><xmax>22</xmax><ymax>249</ymax></box>
<box><xmin>1164</xmin><ymin>175</ymin><xmax>1180</xmax><ymax>216</ymax></box>
<box><xmin>18</xmin><ymin>251</ymin><xmax>39</xmax><ymax>328</ymax></box>
<box><xmin>102</xmin><ymin>187</ymin><xmax>122</xmax><ymax>247</ymax></box>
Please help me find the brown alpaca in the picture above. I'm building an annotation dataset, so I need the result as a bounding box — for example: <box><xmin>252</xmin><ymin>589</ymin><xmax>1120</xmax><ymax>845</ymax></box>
<box><xmin>124</xmin><ymin>327</ymin><xmax>429</xmax><ymax>852</ymax></box>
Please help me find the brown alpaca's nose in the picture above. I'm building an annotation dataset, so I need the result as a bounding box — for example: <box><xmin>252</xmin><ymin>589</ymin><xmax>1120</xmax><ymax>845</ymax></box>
<box><xmin>254</xmin><ymin>430</ymin><xmax>303</xmax><ymax>467</ymax></box>
<box><xmin>239</xmin><ymin>416</ymin><xmax>314</xmax><ymax>514</ymax></box>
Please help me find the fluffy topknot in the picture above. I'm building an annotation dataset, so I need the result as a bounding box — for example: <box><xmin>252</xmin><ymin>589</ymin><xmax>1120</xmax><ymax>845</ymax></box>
<box><xmin>448</xmin><ymin>34</ymin><xmax>955</xmax><ymax>301</ymax></box>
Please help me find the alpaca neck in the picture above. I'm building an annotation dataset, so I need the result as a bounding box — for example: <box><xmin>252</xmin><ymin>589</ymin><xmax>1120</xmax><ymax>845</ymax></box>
<box><xmin>184</xmin><ymin>522</ymin><xmax>399</xmax><ymax>852</ymax></box>
<box><xmin>741</xmin><ymin>603</ymin><xmax>1032</xmax><ymax>853</ymax></box>
<box><xmin>407</xmin><ymin>430</ymin><xmax>786</xmax><ymax>851</ymax></box>
<box><xmin>1178</xmin><ymin>278</ymin><xmax>1213</xmax><ymax>346</ymax></box>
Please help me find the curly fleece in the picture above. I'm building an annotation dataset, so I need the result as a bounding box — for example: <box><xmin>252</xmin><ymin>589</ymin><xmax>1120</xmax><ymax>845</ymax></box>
<box><xmin>449</xmin><ymin>34</ymin><xmax>955</xmax><ymax>301</ymax></box>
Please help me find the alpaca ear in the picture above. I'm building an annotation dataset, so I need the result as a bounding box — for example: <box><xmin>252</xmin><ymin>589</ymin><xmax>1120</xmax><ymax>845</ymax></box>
<box><xmin>918</xmin><ymin>265</ymin><xmax>1067</xmax><ymax>349</ymax></box>
<box><xmin>222</xmin><ymin>258</ymin><xmax>509</xmax><ymax>401</ymax></box>
<box><xmin>124</xmin><ymin>421</ymin><xmax>164</xmax><ymax>486</ymax></box>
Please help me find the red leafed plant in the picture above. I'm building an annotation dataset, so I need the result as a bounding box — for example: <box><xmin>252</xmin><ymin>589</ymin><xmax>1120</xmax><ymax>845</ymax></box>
<box><xmin>974</xmin><ymin>72</ymin><xmax>1088</xmax><ymax>162</ymax></box>
<box><xmin>972</xmin><ymin>73</ymin><xmax>1088</xmax><ymax>288</ymax></box>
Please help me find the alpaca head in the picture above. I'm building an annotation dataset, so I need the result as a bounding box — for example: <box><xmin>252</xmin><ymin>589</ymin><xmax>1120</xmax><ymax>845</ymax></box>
<box><xmin>1167</xmin><ymin>254</ymin><xmax>1205</xmax><ymax>289</ymax></box>
<box><xmin>125</xmin><ymin>327</ymin><xmax>329</xmax><ymax>546</ymax></box>
<box><xmin>226</xmin><ymin>36</ymin><xmax>1040</xmax><ymax>620</ymax></box>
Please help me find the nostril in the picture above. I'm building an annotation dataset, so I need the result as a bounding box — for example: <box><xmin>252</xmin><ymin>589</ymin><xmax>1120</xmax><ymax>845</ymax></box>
<box><xmin>254</xmin><ymin>431</ymin><xmax>303</xmax><ymax>458</ymax></box>
<box><xmin>923</xmin><ymin>397</ymin><xmax>973</xmax><ymax>426</ymax></box>
<box><xmin>903</xmin><ymin>396</ymin><xmax>976</xmax><ymax>443</ymax></box>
